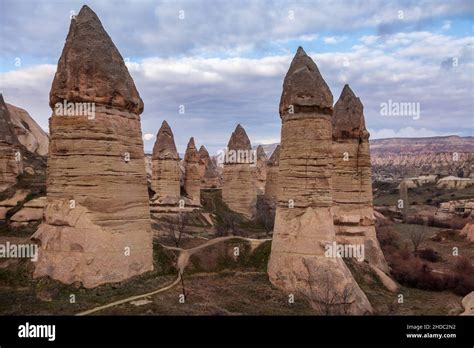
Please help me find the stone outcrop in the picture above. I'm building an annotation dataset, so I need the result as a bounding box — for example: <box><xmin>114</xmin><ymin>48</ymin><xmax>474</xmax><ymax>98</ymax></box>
<box><xmin>151</xmin><ymin>121</ymin><xmax>180</xmax><ymax>203</ymax></box>
<box><xmin>332</xmin><ymin>84</ymin><xmax>389</xmax><ymax>273</ymax></box>
<box><xmin>222</xmin><ymin>124</ymin><xmax>257</xmax><ymax>219</ymax></box>
<box><xmin>268</xmin><ymin>47</ymin><xmax>372</xmax><ymax>314</ymax></box>
<box><xmin>437</xmin><ymin>176</ymin><xmax>474</xmax><ymax>189</ymax></box>
<box><xmin>183</xmin><ymin>137</ymin><xmax>201</xmax><ymax>205</ymax></box>
<box><xmin>6</xmin><ymin>103</ymin><xmax>49</xmax><ymax>157</ymax></box>
<box><xmin>10</xmin><ymin>196</ymin><xmax>47</xmax><ymax>228</ymax></box>
<box><xmin>461</xmin><ymin>222</ymin><xmax>474</xmax><ymax>242</ymax></box>
<box><xmin>198</xmin><ymin>145</ymin><xmax>221</xmax><ymax>189</ymax></box>
<box><xmin>0</xmin><ymin>95</ymin><xmax>23</xmax><ymax>192</ymax></box>
<box><xmin>254</xmin><ymin>145</ymin><xmax>267</xmax><ymax>195</ymax></box>
<box><xmin>49</xmin><ymin>7</ymin><xmax>143</xmax><ymax>115</ymax></box>
<box><xmin>32</xmin><ymin>5</ymin><xmax>153</xmax><ymax>288</ymax></box>
<box><xmin>461</xmin><ymin>291</ymin><xmax>474</xmax><ymax>315</ymax></box>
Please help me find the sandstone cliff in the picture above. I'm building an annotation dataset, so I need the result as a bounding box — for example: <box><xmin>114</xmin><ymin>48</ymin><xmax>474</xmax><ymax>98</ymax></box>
<box><xmin>6</xmin><ymin>103</ymin><xmax>49</xmax><ymax>157</ymax></box>
<box><xmin>0</xmin><ymin>95</ymin><xmax>23</xmax><ymax>192</ymax></box>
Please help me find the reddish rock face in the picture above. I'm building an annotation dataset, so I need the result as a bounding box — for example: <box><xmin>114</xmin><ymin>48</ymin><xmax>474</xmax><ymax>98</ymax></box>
<box><xmin>332</xmin><ymin>84</ymin><xmax>368</xmax><ymax>140</ymax></box>
<box><xmin>198</xmin><ymin>145</ymin><xmax>221</xmax><ymax>189</ymax></box>
<box><xmin>279</xmin><ymin>47</ymin><xmax>333</xmax><ymax>117</ymax></box>
<box><xmin>151</xmin><ymin>121</ymin><xmax>180</xmax><ymax>201</ymax></box>
<box><xmin>152</xmin><ymin>121</ymin><xmax>179</xmax><ymax>160</ymax></box>
<box><xmin>268</xmin><ymin>47</ymin><xmax>372</xmax><ymax>314</ymax></box>
<box><xmin>33</xmin><ymin>5</ymin><xmax>153</xmax><ymax>288</ymax></box>
<box><xmin>227</xmin><ymin>124</ymin><xmax>252</xmax><ymax>152</ymax></box>
<box><xmin>332</xmin><ymin>85</ymin><xmax>388</xmax><ymax>272</ymax></box>
<box><xmin>49</xmin><ymin>5</ymin><xmax>143</xmax><ymax>114</ymax></box>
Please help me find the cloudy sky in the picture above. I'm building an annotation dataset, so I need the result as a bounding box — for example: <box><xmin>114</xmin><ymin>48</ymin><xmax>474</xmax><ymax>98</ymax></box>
<box><xmin>1</xmin><ymin>0</ymin><xmax>473</xmax><ymax>154</ymax></box>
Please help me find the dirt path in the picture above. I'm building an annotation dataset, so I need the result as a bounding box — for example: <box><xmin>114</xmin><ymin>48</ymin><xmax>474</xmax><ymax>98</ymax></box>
<box><xmin>76</xmin><ymin>236</ymin><xmax>270</xmax><ymax>316</ymax></box>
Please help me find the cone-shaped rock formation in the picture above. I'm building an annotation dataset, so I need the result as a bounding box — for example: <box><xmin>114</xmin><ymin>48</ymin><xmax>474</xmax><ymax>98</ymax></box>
<box><xmin>198</xmin><ymin>145</ymin><xmax>221</xmax><ymax>189</ymax></box>
<box><xmin>332</xmin><ymin>85</ymin><xmax>389</xmax><ymax>272</ymax></box>
<box><xmin>151</xmin><ymin>121</ymin><xmax>180</xmax><ymax>202</ymax></box>
<box><xmin>184</xmin><ymin>137</ymin><xmax>201</xmax><ymax>205</ymax></box>
<box><xmin>222</xmin><ymin>124</ymin><xmax>257</xmax><ymax>219</ymax></box>
<box><xmin>268</xmin><ymin>47</ymin><xmax>372</xmax><ymax>314</ymax></box>
<box><xmin>32</xmin><ymin>5</ymin><xmax>153</xmax><ymax>288</ymax></box>
<box><xmin>49</xmin><ymin>5</ymin><xmax>143</xmax><ymax>114</ymax></box>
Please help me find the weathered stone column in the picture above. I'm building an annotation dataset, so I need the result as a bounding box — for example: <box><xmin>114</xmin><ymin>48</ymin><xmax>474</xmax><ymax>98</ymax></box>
<box><xmin>184</xmin><ymin>137</ymin><xmax>201</xmax><ymax>205</ymax></box>
<box><xmin>332</xmin><ymin>84</ymin><xmax>389</xmax><ymax>272</ymax></box>
<box><xmin>198</xmin><ymin>145</ymin><xmax>220</xmax><ymax>189</ymax></box>
<box><xmin>151</xmin><ymin>120</ymin><xmax>180</xmax><ymax>202</ymax></box>
<box><xmin>264</xmin><ymin>145</ymin><xmax>280</xmax><ymax>206</ymax></box>
<box><xmin>255</xmin><ymin>145</ymin><xmax>267</xmax><ymax>195</ymax></box>
<box><xmin>268</xmin><ymin>47</ymin><xmax>372</xmax><ymax>314</ymax></box>
<box><xmin>222</xmin><ymin>124</ymin><xmax>257</xmax><ymax>219</ymax></box>
<box><xmin>32</xmin><ymin>5</ymin><xmax>153</xmax><ymax>288</ymax></box>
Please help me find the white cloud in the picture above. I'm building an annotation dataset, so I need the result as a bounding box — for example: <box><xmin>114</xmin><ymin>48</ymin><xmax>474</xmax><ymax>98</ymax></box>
<box><xmin>324</xmin><ymin>36</ymin><xmax>347</xmax><ymax>44</ymax></box>
<box><xmin>359</xmin><ymin>35</ymin><xmax>380</xmax><ymax>45</ymax></box>
<box><xmin>143</xmin><ymin>133</ymin><xmax>155</xmax><ymax>141</ymax></box>
<box><xmin>442</xmin><ymin>20</ymin><xmax>451</xmax><ymax>30</ymax></box>
<box><xmin>2</xmin><ymin>0</ymin><xmax>473</xmax><ymax>60</ymax></box>
<box><xmin>369</xmin><ymin>127</ymin><xmax>450</xmax><ymax>139</ymax></box>
<box><xmin>1</xmin><ymin>31</ymin><xmax>472</xmax><ymax>154</ymax></box>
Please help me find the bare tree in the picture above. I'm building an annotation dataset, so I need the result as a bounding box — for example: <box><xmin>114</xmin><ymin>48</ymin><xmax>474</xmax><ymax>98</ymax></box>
<box><xmin>407</xmin><ymin>224</ymin><xmax>428</xmax><ymax>255</ymax></box>
<box><xmin>179</xmin><ymin>270</ymin><xmax>187</xmax><ymax>301</ymax></box>
<box><xmin>163</xmin><ymin>212</ymin><xmax>188</xmax><ymax>247</ymax></box>
<box><xmin>302</xmin><ymin>262</ymin><xmax>355</xmax><ymax>315</ymax></box>
<box><xmin>222</xmin><ymin>211</ymin><xmax>242</xmax><ymax>236</ymax></box>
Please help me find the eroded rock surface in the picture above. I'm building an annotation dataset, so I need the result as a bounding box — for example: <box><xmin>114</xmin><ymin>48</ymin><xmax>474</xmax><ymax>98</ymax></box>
<box><xmin>254</xmin><ymin>145</ymin><xmax>267</xmax><ymax>195</ymax></box>
<box><xmin>222</xmin><ymin>124</ymin><xmax>257</xmax><ymax>219</ymax></box>
<box><xmin>332</xmin><ymin>85</ymin><xmax>389</xmax><ymax>273</ymax></box>
<box><xmin>0</xmin><ymin>95</ymin><xmax>23</xmax><ymax>192</ymax></box>
<box><xmin>151</xmin><ymin>121</ymin><xmax>180</xmax><ymax>203</ymax></box>
<box><xmin>183</xmin><ymin>137</ymin><xmax>201</xmax><ymax>205</ymax></box>
<box><xmin>33</xmin><ymin>5</ymin><xmax>153</xmax><ymax>288</ymax></box>
<box><xmin>198</xmin><ymin>145</ymin><xmax>221</xmax><ymax>189</ymax></box>
<box><xmin>268</xmin><ymin>47</ymin><xmax>372</xmax><ymax>314</ymax></box>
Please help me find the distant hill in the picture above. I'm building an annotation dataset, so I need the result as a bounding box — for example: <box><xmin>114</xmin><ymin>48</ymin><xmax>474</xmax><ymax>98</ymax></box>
<box><xmin>370</xmin><ymin>136</ymin><xmax>473</xmax><ymax>181</ymax></box>
<box><xmin>253</xmin><ymin>136</ymin><xmax>473</xmax><ymax>181</ymax></box>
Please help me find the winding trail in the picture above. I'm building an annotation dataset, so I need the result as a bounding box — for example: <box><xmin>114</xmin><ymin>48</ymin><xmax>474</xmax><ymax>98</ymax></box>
<box><xmin>76</xmin><ymin>236</ymin><xmax>270</xmax><ymax>316</ymax></box>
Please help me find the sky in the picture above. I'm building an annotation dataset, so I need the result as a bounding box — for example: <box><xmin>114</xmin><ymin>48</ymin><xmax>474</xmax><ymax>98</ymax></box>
<box><xmin>0</xmin><ymin>0</ymin><xmax>473</xmax><ymax>155</ymax></box>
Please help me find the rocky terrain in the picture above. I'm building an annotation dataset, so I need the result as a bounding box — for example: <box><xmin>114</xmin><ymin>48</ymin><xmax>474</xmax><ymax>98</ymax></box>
<box><xmin>0</xmin><ymin>6</ymin><xmax>472</xmax><ymax>317</ymax></box>
<box><xmin>370</xmin><ymin>136</ymin><xmax>474</xmax><ymax>181</ymax></box>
